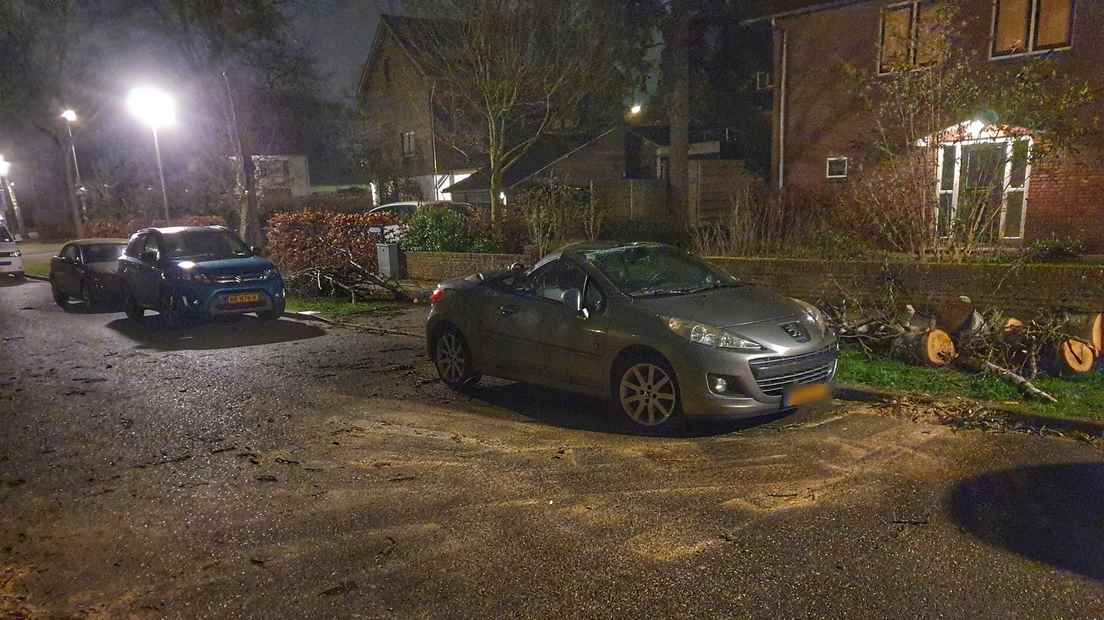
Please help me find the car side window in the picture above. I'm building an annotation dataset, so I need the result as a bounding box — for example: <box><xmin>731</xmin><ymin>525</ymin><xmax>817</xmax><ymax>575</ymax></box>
<box><xmin>142</xmin><ymin>235</ymin><xmax>160</xmax><ymax>261</ymax></box>
<box><xmin>62</xmin><ymin>245</ymin><xmax>81</xmax><ymax>262</ymax></box>
<box><xmin>125</xmin><ymin>235</ymin><xmax>145</xmax><ymax>258</ymax></box>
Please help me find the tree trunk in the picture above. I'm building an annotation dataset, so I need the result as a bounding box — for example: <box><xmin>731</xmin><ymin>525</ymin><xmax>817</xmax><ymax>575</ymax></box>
<box><xmin>893</xmin><ymin>328</ymin><xmax>956</xmax><ymax>367</ymax></box>
<box><xmin>488</xmin><ymin>166</ymin><xmax>504</xmax><ymax>227</ymax></box>
<box><xmin>667</xmin><ymin>1</ymin><xmax>691</xmax><ymax>227</ymax></box>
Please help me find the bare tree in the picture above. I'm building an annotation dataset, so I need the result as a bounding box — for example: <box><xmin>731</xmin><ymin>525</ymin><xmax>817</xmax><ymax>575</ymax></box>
<box><xmin>403</xmin><ymin>0</ymin><xmax>629</xmax><ymax>225</ymax></box>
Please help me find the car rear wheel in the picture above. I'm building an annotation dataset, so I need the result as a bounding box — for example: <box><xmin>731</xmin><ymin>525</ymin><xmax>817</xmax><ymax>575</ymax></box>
<box><xmin>433</xmin><ymin>326</ymin><xmax>480</xmax><ymax>389</ymax></box>
<box><xmin>123</xmin><ymin>286</ymin><xmax>144</xmax><ymax>322</ymax></box>
<box><xmin>613</xmin><ymin>354</ymin><xmax>683</xmax><ymax>432</ymax></box>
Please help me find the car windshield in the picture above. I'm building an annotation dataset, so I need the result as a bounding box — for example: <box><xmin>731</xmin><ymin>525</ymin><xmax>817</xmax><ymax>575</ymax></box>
<box><xmin>82</xmin><ymin>244</ymin><xmax>125</xmax><ymax>263</ymax></box>
<box><xmin>0</xmin><ymin>226</ymin><xmax>12</xmax><ymax>242</ymax></box>
<box><xmin>583</xmin><ymin>245</ymin><xmax>741</xmax><ymax>297</ymax></box>
<box><xmin>162</xmin><ymin>229</ymin><xmax>251</xmax><ymax>261</ymax></box>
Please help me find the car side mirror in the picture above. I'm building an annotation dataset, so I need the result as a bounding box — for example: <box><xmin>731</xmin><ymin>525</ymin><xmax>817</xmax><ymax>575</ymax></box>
<box><xmin>250</xmin><ymin>245</ymin><xmax>262</xmax><ymax>257</ymax></box>
<box><xmin>561</xmin><ymin>288</ymin><xmax>588</xmax><ymax>319</ymax></box>
<box><xmin>140</xmin><ymin>250</ymin><xmax>158</xmax><ymax>264</ymax></box>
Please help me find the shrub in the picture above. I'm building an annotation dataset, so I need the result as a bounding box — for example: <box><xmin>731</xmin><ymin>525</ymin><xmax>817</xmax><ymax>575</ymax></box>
<box><xmin>400</xmin><ymin>208</ymin><xmax>474</xmax><ymax>252</ymax></box>
<box><xmin>266</xmin><ymin>210</ymin><xmax>397</xmax><ymax>272</ymax></box>
<box><xmin>1023</xmin><ymin>236</ymin><xmax>1084</xmax><ymax>263</ymax></box>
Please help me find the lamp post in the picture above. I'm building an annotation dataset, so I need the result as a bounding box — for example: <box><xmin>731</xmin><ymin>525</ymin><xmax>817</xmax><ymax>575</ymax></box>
<box><xmin>127</xmin><ymin>86</ymin><xmax>176</xmax><ymax>221</ymax></box>
<box><xmin>0</xmin><ymin>156</ymin><xmax>26</xmax><ymax>239</ymax></box>
<box><xmin>60</xmin><ymin>109</ymin><xmax>88</xmax><ymax>219</ymax></box>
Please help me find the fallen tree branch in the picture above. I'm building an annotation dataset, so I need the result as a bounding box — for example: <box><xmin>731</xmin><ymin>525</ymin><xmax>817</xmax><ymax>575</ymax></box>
<box><xmin>978</xmin><ymin>360</ymin><xmax>1058</xmax><ymax>403</ymax></box>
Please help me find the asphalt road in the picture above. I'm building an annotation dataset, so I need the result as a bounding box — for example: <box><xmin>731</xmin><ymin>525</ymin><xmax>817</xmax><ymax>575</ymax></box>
<box><xmin>2</xmin><ymin>277</ymin><xmax>1103</xmax><ymax>618</ymax></box>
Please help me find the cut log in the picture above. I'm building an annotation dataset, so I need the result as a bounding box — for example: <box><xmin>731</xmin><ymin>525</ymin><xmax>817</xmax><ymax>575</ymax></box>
<box><xmin>893</xmin><ymin>328</ymin><xmax>956</xmax><ymax>367</ymax></box>
<box><xmin>934</xmin><ymin>296</ymin><xmax>975</xmax><ymax>335</ymax></box>
<box><xmin>1054</xmin><ymin>339</ymin><xmax>1096</xmax><ymax>375</ymax></box>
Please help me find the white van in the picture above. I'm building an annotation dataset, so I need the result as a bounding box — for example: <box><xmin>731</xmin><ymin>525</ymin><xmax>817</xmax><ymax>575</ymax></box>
<box><xmin>0</xmin><ymin>223</ymin><xmax>24</xmax><ymax>280</ymax></box>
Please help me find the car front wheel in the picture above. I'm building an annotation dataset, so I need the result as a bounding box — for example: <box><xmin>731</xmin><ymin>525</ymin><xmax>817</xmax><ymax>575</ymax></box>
<box><xmin>80</xmin><ymin>282</ymin><xmax>96</xmax><ymax>312</ymax></box>
<box><xmin>614</xmin><ymin>354</ymin><xmax>683</xmax><ymax>432</ymax></box>
<box><xmin>433</xmin><ymin>326</ymin><xmax>480</xmax><ymax>389</ymax></box>
<box><xmin>51</xmin><ymin>278</ymin><xmax>68</xmax><ymax>308</ymax></box>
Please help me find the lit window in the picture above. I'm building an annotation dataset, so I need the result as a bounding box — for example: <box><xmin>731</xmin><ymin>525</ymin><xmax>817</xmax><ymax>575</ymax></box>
<box><xmin>401</xmin><ymin>131</ymin><xmax>416</xmax><ymax>158</ymax></box>
<box><xmin>879</xmin><ymin>2</ymin><xmax>940</xmax><ymax>73</ymax></box>
<box><xmin>992</xmin><ymin>0</ymin><xmax>1073</xmax><ymax>57</ymax></box>
<box><xmin>826</xmin><ymin>157</ymin><xmax>849</xmax><ymax>179</ymax></box>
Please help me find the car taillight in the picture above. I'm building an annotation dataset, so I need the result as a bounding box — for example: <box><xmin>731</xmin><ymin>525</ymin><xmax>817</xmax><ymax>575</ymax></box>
<box><xmin>430</xmin><ymin>288</ymin><xmax>445</xmax><ymax>305</ymax></box>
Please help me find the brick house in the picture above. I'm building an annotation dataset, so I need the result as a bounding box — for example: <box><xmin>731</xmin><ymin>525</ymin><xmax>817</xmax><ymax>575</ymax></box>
<box><xmin>358</xmin><ymin>15</ymin><xmax>478</xmax><ymax>204</ymax></box>
<box><xmin>748</xmin><ymin>0</ymin><xmax>1104</xmax><ymax>250</ymax></box>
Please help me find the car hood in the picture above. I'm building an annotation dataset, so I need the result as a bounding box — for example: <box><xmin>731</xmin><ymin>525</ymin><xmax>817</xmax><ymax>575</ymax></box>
<box><xmin>169</xmin><ymin>256</ymin><xmax>275</xmax><ymax>276</ymax></box>
<box><xmin>634</xmin><ymin>286</ymin><xmax>804</xmax><ymax>327</ymax></box>
<box><xmin>86</xmin><ymin>261</ymin><xmax>120</xmax><ymax>275</ymax></box>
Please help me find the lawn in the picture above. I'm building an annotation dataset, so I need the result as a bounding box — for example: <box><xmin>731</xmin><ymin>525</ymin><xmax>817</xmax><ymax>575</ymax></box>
<box><xmin>284</xmin><ymin>295</ymin><xmax>406</xmax><ymax>319</ymax></box>
<box><xmin>837</xmin><ymin>348</ymin><xmax>1104</xmax><ymax>422</ymax></box>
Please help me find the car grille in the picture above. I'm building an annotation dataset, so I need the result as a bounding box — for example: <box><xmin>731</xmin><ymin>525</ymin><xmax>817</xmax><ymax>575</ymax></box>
<box><xmin>213</xmin><ymin>272</ymin><xmax>265</xmax><ymax>284</ymax></box>
<box><xmin>749</xmin><ymin>345</ymin><xmax>838</xmax><ymax>397</ymax></box>
<box><xmin>0</xmin><ymin>251</ymin><xmax>14</xmax><ymax>257</ymax></box>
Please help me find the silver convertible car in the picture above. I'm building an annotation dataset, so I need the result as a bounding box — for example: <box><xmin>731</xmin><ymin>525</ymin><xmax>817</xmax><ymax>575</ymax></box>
<box><xmin>426</xmin><ymin>242</ymin><xmax>838</xmax><ymax>431</ymax></box>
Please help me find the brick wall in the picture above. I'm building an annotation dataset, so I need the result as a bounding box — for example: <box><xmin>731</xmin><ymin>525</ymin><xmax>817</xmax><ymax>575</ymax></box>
<box><xmin>404</xmin><ymin>250</ymin><xmax>1104</xmax><ymax>315</ymax></box>
<box><xmin>1024</xmin><ymin>150</ymin><xmax>1104</xmax><ymax>252</ymax></box>
<box><xmin>708</xmin><ymin>257</ymin><xmax>1104</xmax><ymax>316</ymax></box>
<box><xmin>405</xmin><ymin>251</ymin><xmax>526</xmax><ymax>282</ymax></box>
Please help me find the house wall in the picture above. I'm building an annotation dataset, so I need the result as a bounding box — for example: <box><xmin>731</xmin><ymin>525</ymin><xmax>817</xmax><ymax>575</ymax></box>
<box><xmin>542</xmin><ymin>129</ymin><xmax>630</xmax><ymax>185</ymax></box>
<box><xmin>361</xmin><ymin>29</ymin><xmax>435</xmax><ymax>180</ymax></box>
<box><xmin>773</xmin><ymin>0</ymin><xmax>1104</xmax><ymax>249</ymax></box>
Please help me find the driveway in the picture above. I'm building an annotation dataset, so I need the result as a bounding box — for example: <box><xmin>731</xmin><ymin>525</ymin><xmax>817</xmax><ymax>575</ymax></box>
<box><xmin>1</xmin><ymin>279</ymin><xmax>1102</xmax><ymax>618</ymax></box>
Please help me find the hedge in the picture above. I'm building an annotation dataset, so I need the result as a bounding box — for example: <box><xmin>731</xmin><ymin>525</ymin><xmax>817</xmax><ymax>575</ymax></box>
<box><xmin>265</xmin><ymin>210</ymin><xmax>398</xmax><ymax>273</ymax></box>
<box><xmin>83</xmin><ymin>216</ymin><xmax>226</xmax><ymax>239</ymax></box>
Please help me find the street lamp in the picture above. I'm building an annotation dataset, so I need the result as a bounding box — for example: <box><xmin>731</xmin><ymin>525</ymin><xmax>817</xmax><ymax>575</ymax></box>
<box><xmin>630</xmin><ymin>103</ymin><xmax>643</xmax><ymax>115</ymax></box>
<box><xmin>127</xmin><ymin>86</ymin><xmax>176</xmax><ymax>221</ymax></box>
<box><xmin>60</xmin><ymin>109</ymin><xmax>88</xmax><ymax>219</ymax></box>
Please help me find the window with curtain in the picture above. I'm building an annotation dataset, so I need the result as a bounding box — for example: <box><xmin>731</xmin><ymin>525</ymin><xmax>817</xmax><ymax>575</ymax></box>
<box><xmin>993</xmin><ymin>0</ymin><xmax>1073</xmax><ymax>57</ymax></box>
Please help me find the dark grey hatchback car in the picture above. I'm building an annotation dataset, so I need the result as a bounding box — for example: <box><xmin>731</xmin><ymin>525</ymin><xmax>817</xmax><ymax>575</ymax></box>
<box><xmin>426</xmin><ymin>242</ymin><xmax>838</xmax><ymax>431</ymax></box>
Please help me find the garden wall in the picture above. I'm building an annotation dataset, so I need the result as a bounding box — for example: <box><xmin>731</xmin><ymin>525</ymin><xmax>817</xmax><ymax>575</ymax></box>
<box><xmin>402</xmin><ymin>251</ymin><xmax>1104</xmax><ymax>315</ymax></box>
<box><xmin>405</xmin><ymin>251</ymin><xmax>526</xmax><ymax>281</ymax></box>
<box><xmin>709</xmin><ymin>257</ymin><xmax>1104</xmax><ymax>316</ymax></box>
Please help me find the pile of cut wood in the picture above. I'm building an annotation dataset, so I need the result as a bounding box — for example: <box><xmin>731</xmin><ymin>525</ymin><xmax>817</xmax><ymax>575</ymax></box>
<box><xmin>831</xmin><ymin>294</ymin><xmax>1103</xmax><ymax>404</ymax></box>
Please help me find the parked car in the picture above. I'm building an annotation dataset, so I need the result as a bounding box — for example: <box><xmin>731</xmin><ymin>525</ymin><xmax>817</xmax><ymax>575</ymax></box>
<box><xmin>0</xmin><ymin>223</ymin><xmax>23</xmax><ymax>280</ymax></box>
<box><xmin>426</xmin><ymin>242</ymin><xmax>838</xmax><ymax>431</ymax></box>
<box><xmin>118</xmin><ymin>226</ymin><xmax>285</xmax><ymax>326</ymax></box>
<box><xmin>50</xmin><ymin>239</ymin><xmax>127</xmax><ymax>310</ymax></box>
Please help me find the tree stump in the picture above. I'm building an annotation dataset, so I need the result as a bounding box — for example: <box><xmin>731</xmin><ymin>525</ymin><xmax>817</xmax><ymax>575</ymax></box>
<box><xmin>894</xmin><ymin>328</ymin><xmax>956</xmax><ymax>367</ymax></box>
<box><xmin>1054</xmin><ymin>339</ymin><xmax>1096</xmax><ymax>376</ymax></box>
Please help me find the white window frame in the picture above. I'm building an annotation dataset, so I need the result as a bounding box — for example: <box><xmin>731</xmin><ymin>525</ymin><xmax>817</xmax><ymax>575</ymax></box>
<box><xmin>989</xmin><ymin>0</ymin><xmax>1075</xmax><ymax>61</ymax></box>
<box><xmin>755</xmin><ymin>71</ymin><xmax>773</xmax><ymax>91</ymax></box>
<box><xmin>825</xmin><ymin>157</ymin><xmax>849</xmax><ymax>179</ymax></box>
<box><xmin>401</xmin><ymin>131</ymin><xmax>416</xmax><ymax>159</ymax></box>
<box><xmin>934</xmin><ymin>136</ymin><xmax>1033</xmax><ymax>240</ymax></box>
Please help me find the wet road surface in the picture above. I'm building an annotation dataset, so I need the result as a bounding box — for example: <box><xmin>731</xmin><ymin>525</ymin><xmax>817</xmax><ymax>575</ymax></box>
<box><xmin>1</xmin><ymin>277</ymin><xmax>1103</xmax><ymax>618</ymax></box>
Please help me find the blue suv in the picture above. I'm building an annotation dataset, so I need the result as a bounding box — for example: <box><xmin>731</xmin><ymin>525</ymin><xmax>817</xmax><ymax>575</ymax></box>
<box><xmin>119</xmin><ymin>226</ymin><xmax>285</xmax><ymax>326</ymax></box>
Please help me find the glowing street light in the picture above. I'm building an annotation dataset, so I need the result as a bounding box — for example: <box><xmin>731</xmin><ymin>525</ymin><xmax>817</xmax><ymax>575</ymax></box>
<box><xmin>127</xmin><ymin>86</ymin><xmax>176</xmax><ymax>220</ymax></box>
<box><xmin>630</xmin><ymin>103</ymin><xmax>643</xmax><ymax>115</ymax></box>
<box><xmin>60</xmin><ymin>109</ymin><xmax>88</xmax><ymax>220</ymax></box>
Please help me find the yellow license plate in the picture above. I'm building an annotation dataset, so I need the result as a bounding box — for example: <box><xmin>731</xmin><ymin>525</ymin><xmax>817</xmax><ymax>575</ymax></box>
<box><xmin>227</xmin><ymin>293</ymin><xmax>260</xmax><ymax>305</ymax></box>
<box><xmin>785</xmin><ymin>383</ymin><xmax>831</xmax><ymax>407</ymax></box>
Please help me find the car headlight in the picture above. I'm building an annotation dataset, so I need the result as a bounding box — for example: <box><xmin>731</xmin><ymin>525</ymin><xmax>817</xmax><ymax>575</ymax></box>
<box><xmin>663</xmin><ymin>316</ymin><xmax>765</xmax><ymax>351</ymax></box>
<box><xmin>176</xmin><ymin>271</ymin><xmax>215</xmax><ymax>283</ymax></box>
<box><xmin>794</xmin><ymin>299</ymin><xmax>829</xmax><ymax>334</ymax></box>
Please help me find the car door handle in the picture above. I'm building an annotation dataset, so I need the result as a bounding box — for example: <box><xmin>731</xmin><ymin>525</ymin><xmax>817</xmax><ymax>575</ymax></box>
<box><xmin>497</xmin><ymin>305</ymin><xmax>518</xmax><ymax>316</ymax></box>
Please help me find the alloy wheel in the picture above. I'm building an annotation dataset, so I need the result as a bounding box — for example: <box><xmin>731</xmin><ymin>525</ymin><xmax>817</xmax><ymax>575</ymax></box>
<box><xmin>435</xmin><ymin>331</ymin><xmax>467</xmax><ymax>384</ymax></box>
<box><xmin>619</xmin><ymin>363</ymin><xmax>677</xmax><ymax>427</ymax></box>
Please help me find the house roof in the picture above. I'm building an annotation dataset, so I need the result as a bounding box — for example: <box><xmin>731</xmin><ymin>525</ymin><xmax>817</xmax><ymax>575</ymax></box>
<box><xmin>742</xmin><ymin>0</ymin><xmax>867</xmax><ymax>24</ymax></box>
<box><xmin>443</xmin><ymin>129</ymin><xmax>618</xmax><ymax>194</ymax></box>
<box><xmin>358</xmin><ymin>15</ymin><xmax>456</xmax><ymax>95</ymax></box>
